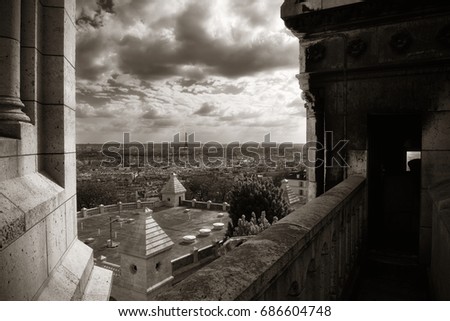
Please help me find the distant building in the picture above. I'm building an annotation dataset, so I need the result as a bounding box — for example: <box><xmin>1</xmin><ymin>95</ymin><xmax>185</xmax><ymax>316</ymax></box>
<box><xmin>160</xmin><ymin>173</ymin><xmax>187</xmax><ymax>207</ymax></box>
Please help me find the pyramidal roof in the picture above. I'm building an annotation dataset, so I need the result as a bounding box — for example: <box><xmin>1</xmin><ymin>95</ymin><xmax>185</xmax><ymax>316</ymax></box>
<box><xmin>120</xmin><ymin>211</ymin><xmax>174</xmax><ymax>258</ymax></box>
<box><xmin>160</xmin><ymin>173</ymin><xmax>187</xmax><ymax>194</ymax></box>
<box><xmin>281</xmin><ymin>179</ymin><xmax>300</xmax><ymax>205</ymax></box>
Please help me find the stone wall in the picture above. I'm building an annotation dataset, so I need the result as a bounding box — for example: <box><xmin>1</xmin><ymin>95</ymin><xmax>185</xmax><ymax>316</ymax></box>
<box><xmin>281</xmin><ymin>1</ymin><xmax>450</xmax><ymax>292</ymax></box>
<box><xmin>0</xmin><ymin>1</ymin><xmax>111</xmax><ymax>300</ymax></box>
<box><xmin>157</xmin><ymin>176</ymin><xmax>366</xmax><ymax>300</ymax></box>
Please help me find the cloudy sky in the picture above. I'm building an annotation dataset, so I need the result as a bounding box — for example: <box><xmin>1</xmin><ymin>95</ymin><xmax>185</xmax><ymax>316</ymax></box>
<box><xmin>75</xmin><ymin>0</ymin><xmax>305</xmax><ymax>144</ymax></box>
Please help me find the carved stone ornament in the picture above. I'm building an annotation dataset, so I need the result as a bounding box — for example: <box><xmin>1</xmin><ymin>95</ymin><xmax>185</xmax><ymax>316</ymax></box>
<box><xmin>306</xmin><ymin>43</ymin><xmax>326</xmax><ymax>63</ymax></box>
<box><xmin>301</xmin><ymin>90</ymin><xmax>316</xmax><ymax>112</ymax></box>
<box><xmin>437</xmin><ymin>24</ymin><xmax>450</xmax><ymax>48</ymax></box>
<box><xmin>347</xmin><ymin>38</ymin><xmax>367</xmax><ymax>58</ymax></box>
<box><xmin>389</xmin><ymin>30</ymin><xmax>412</xmax><ymax>53</ymax></box>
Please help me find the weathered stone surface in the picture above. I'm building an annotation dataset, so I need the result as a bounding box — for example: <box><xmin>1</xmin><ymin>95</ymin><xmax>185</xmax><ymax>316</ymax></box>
<box><xmin>0</xmin><ymin>220</ymin><xmax>48</xmax><ymax>300</ymax></box>
<box><xmin>0</xmin><ymin>194</ymin><xmax>25</xmax><ymax>249</ymax></box>
<box><xmin>82</xmin><ymin>266</ymin><xmax>113</xmax><ymax>301</ymax></box>
<box><xmin>37</xmin><ymin>239</ymin><xmax>95</xmax><ymax>300</ymax></box>
<box><xmin>423</xmin><ymin>111</ymin><xmax>450</xmax><ymax>151</ymax></box>
<box><xmin>0</xmin><ymin>173</ymin><xmax>63</xmax><ymax>230</ymax></box>
<box><xmin>46</xmin><ymin>205</ymin><xmax>67</xmax><ymax>274</ymax></box>
<box><xmin>422</xmin><ymin>150</ymin><xmax>450</xmax><ymax>188</ymax></box>
<box><xmin>65</xmin><ymin>195</ymin><xmax>77</xmax><ymax>248</ymax></box>
<box><xmin>0</xmin><ymin>157</ymin><xmax>19</xmax><ymax>182</ymax></box>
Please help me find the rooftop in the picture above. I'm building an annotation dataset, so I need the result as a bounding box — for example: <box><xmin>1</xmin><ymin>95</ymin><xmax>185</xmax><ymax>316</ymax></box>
<box><xmin>78</xmin><ymin>206</ymin><xmax>229</xmax><ymax>264</ymax></box>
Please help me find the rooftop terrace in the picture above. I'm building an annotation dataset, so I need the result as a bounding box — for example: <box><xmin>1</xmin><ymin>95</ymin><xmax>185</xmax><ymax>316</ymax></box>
<box><xmin>77</xmin><ymin>206</ymin><xmax>229</xmax><ymax>265</ymax></box>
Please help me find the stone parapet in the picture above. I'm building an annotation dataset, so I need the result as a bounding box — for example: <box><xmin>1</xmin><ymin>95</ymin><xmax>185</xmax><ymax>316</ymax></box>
<box><xmin>157</xmin><ymin>176</ymin><xmax>366</xmax><ymax>300</ymax></box>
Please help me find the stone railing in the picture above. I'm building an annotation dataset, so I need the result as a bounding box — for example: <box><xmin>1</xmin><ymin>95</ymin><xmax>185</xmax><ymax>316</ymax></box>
<box><xmin>157</xmin><ymin>176</ymin><xmax>366</xmax><ymax>300</ymax></box>
<box><xmin>181</xmin><ymin>200</ymin><xmax>230</xmax><ymax>211</ymax></box>
<box><xmin>77</xmin><ymin>200</ymin><xmax>164</xmax><ymax>218</ymax></box>
<box><xmin>172</xmin><ymin>242</ymin><xmax>221</xmax><ymax>273</ymax></box>
<box><xmin>94</xmin><ymin>260</ymin><xmax>121</xmax><ymax>278</ymax></box>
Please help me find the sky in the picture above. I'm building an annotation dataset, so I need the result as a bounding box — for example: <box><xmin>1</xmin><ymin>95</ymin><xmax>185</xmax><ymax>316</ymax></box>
<box><xmin>75</xmin><ymin>0</ymin><xmax>305</xmax><ymax>144</ymax></box>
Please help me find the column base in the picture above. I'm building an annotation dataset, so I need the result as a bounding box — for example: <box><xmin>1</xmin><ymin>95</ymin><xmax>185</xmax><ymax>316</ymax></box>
<box><xmin>0</xmin><ymin>97</ymin><xmax>31</xmax><ymax>123</ymax></box>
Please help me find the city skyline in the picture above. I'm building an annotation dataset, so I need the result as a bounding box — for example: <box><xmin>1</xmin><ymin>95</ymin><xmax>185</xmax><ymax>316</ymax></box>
<box><xmin>75</xmin><ymin>0</ymin><xmax>306</xmax><ymax>144</ymax></box>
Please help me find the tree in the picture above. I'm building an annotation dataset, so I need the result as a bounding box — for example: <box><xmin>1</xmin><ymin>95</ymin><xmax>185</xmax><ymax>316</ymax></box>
<box><xmin>77</xmin><ymin>181</ymin><xmax>118</xmax><ymax>210</ymax></box>
<box><xmin>185</xmin><ymin>174</ymin><xmax>232</xmax><ymax>202</ymax></box>
<box><xmin>227</xmin><ymin>175</ymin><xmax>289</xmax><ymax>236</ymax></box>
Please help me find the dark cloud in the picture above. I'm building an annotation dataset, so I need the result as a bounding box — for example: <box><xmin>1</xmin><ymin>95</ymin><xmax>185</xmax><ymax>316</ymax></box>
<box><xmin>193</xmin><ymin>103</ymin><xmax>219</xmax><ymax>116</ymax></box>
<box><xmin>76</xmin><ymin>33</ymin><xmax>111</xmax><ymax>80</ymax></box>
<box><xmin>114</xmin><ymin>2</ymin><xmax>297</xmax><ymax>80</ymax></box>
<box><xmin>142</xmin><ymin>109</ymin><xmax>163</xmax><ymax>119</ymax></box>
<box><xmin>76</xmin><ymin>0</ymin><xmax>115</xmax><ymax>28</ymax></box>
<box><xmin>152</xmin><ymin>119</ymin><xmax>179</xmax><ymax>128</ymax></box>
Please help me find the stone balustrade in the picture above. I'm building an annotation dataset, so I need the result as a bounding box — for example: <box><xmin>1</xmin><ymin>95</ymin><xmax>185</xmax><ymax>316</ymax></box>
<box><xmin>181</xmin><ymin>200</ymin><xmax>230</xmax><ymax>211</ymax></box>
<box><xmin>157</xmin><ymin>176</ymin><xmax>366</xmax><ymax>300</ymax></box>
<box><xmin>77</xmin><ymin>200</ymin><xmax>164</xmax><ymax>218</ymax></box>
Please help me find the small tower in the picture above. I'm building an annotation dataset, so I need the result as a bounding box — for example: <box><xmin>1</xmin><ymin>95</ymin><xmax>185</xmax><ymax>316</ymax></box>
<box><xmin>281</xmin><ymin>179</ymin><xmax>300</xmax><ymax>205</ymax></box>
<box><xmin>161</xmin><ymin>173</ymin><xmax>187</xmax><ymax>207</ymax></box>
<box><xmin>115</xmin><ymin>209</ymin><xmax>174</xmax><ymax>300</ymax></box>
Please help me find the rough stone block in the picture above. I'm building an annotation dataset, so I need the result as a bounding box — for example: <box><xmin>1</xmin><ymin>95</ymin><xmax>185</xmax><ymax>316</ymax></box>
<box><xmin>421</xmin><ymin>151</ymin><xmax>450</xmax><ymax>188</ymax></box>
<box><xmin>82</xmin><ymin>266</ymin><xmax>113</xmax><ymax>301</ymax></box>
<box><xmin>18</xmin><ymin>154</ymin><xmax>37</xmax><ymax>177</ymax></box>
<box><xmin>422</xmin><ymin>111</ymin><xmax>450</xmax><ymax>151</ymax></box>
<box><xmin>64</xmin><ymin>59</ymin><xmax>76</xmax><ymax>109</ymax></box>
<box><xmin>16</xmin><ymin>122</ymin><xmax>37</xmax><ymax>156</ymax></box>
<box><xmin>0</xmin><ymin>138</ymin><xmax>18</xmax><ymax>157</ymax></box>
<box><xmin>0</xmin><ymin>193</ymin><xmax>25</xmax><ymax>250</ymax></box>
<box><xmin>420</xmin><ymin>189</ymin><xmax>433</xmax><ymax>228</ymax></box>
<box><xmin>42</xmin><ymin>6</ymin><xmax>64</xmax><ymax>56</ymax></box>
<box><xmin>419</xmin><ymin>226</ymin><xmax>432</xmax><ymax>265</ymax></box>
<box><xmin>37</xmin><ymin>264</ymin><xmax>78</xmax><ymax>301</ymax></box>
<box><xmin>0</xmin><ymin>157</ymin><xmax>19</xmax><ymax>182</ymax></box>
<box><xmin>0</xmin><ymin>173</ymin><xmax>63</xmax><ymax>230</ymax></box>
<box><xmin>46</xmin><ymin>204</ymin><xmax>67</xmax><ymax>274</ymax></box>
<box><xmin>42</xmin><ymin>55</ymin><xmax>63</xmax><ymax>104</ymax></box>
<box><xmin>42</xmin><ymin>105</ymin><xmax>65</xmax><ymax>154</ymax></box>
<box><xmin>0</xmin><ymin>220</ymin><xmax>47</xmax><ymax>300</ymax></box>
<box><xmin>65</xmin><ymin>195</ymin><xmax>77</xmax><ymax>247</ymax></box>
<box><xmin>61</xmin><ymin>240</ymin><xmax>93</xmax><ymax>298</ymax></box>
<box><xmin>64</xmin><ymin>9</ymin><xmax>76</xmax><ymax>66</ymax></box>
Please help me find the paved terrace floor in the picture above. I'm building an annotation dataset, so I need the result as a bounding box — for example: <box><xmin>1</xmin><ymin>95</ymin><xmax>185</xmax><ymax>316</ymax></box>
<box><xmin>77</xmin><ymin>207</ymin><xmax>229</xmax><ymax>265</ymax></box>
<box><xmin>351</xmin><ymin>250</ymin><xmax>429</xmax><ymax>300</ymax></box>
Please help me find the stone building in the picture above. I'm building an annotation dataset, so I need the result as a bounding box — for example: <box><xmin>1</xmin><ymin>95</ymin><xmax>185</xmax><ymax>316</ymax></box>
<box><xmin>158</xmin><ymin>0</ymin><xmax>450</xmax><ymax>300</ymax></box>
<box><xmin>0</xmin><ymin>1</ymin><xmax>111</xmax><ymax>300</ymax></box>
<box><xmin>160</xmin><ymin>173</ymin><xmax>186</xmax><ymax>207</ymax></box>
<box><xmin>111</xmin><ymin>210</ymin><xmax>175</xmax><ymax>300</ymax></box>
<box><xmin>282</xmin><ymin>0</ymin><xmax>450</xmax><ymax>297</ymax></box>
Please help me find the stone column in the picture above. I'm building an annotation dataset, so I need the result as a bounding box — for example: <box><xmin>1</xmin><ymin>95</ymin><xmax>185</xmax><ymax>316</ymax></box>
<box><xmin>0</xmin><ymin>0</ymin><xmax>30</xmax><ymax>123</ymax></box>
